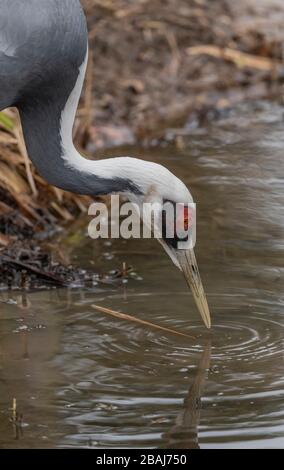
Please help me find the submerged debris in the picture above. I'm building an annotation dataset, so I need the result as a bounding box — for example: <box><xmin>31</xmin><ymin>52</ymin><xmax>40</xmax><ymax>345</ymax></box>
<box><xmin>0</xmin><ymin>241</ymin><xmax>136</xmax><ymax>291</ymax></box>
<box><xmin>0</xmin><ymin>241</ymin><xmax>91</xmax><ymax>290</ymax></box>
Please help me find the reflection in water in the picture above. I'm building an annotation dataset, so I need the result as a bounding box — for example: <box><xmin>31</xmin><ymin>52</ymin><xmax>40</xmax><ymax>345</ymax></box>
<box><xmin>163</xmin><ymin>342</ymin><xmax>211</xmax><ymax>449</ymax></box>
<box><xmin>0</xmin><ymin>102</ymin><xmax>283</xmax><ymax>449</ymax></box>
<box><xmin>10</xmin><ymin>399</ymin><xmax>24</xmax><ymax>441</ymax></box>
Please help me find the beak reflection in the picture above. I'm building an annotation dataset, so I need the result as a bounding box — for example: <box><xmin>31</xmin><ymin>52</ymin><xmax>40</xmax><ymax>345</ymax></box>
<box><xmin>163</xmin><ymin>341</ymin><xmax>212</xmax><ymax>449</ymax></box>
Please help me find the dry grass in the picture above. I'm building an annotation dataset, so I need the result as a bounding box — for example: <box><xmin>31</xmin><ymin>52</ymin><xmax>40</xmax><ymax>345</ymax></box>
<box><xmin>0</xmin><ymin>108</ymin><xmax>92</xmax><ymax>245</ymax></box>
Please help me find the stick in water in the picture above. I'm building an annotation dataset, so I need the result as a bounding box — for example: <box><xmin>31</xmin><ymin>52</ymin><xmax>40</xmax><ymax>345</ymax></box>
<box><xmin>92</xmin><ymin>304</ymin><xmax>195</xmax><ymax>339</ymax></box>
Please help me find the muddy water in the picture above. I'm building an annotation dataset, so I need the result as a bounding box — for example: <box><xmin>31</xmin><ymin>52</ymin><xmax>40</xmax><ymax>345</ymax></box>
<box><xmin>0</xmin><ymin>102</ymin><xmax>283</xmax><ymax>449</ymax></box>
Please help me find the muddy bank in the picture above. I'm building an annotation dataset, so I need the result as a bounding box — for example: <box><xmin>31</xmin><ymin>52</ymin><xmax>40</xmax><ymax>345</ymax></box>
<box><xmin>83</xmin><ymin>0</ymin><xmax>284</xmax><ymax>148</ymax></box>
<box><xmin>0</xmin><ymin>237</ymin><xmax>134</xmax><ymax>292</ymax></box>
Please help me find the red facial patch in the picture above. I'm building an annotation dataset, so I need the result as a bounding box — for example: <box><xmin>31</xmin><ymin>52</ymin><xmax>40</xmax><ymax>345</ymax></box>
<box><xmin>183</xmin><ymin>206</ymin><xmax>189</xmax><ymax>231</ymax></box>
<box><xmin>177</xmin><ymin>205</ymin><xmax>192</xmax><ymax>232</ymax></box>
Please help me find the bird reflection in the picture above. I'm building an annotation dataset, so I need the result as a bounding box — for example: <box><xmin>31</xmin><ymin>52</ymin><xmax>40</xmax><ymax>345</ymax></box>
<box><xmin>162</xmin><ymin>341</ymin><xmax>211</xmax><ymax>449</ymax></box>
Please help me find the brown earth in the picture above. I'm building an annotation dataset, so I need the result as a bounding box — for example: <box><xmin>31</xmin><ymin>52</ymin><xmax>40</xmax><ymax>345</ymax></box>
<box><xmin>84</xmin><ymin>0</ymin><xmax>284</xmax><ymax>146</ymax></box>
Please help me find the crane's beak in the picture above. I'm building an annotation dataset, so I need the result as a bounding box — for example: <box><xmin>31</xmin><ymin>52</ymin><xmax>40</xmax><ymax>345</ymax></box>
<box><xmin>175</xmin><ymin>249</ymin><xmax>211</xmax><ymax>329</ymax></box>
<box><xmin>158</xmin><ymin>239</ymin><xmax>211</xmax><ymax>328</ymax></box>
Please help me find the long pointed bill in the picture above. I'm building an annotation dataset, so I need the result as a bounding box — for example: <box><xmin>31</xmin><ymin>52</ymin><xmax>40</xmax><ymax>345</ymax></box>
<box><xmin>175</xmin><ymin>249</ymin><xmax>211</xmax><ymax>329</ymax></box>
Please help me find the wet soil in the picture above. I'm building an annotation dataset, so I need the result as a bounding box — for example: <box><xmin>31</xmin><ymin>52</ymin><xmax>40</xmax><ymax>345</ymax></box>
<box><xmin>0</xmin><ymin>238</ymin><xmax>133</xmax><ymax>291</ymax></box>
<box><xmin>82</xmin><ymin>0</ymin><xmax>284</xmax><ymax>148</ymax></box>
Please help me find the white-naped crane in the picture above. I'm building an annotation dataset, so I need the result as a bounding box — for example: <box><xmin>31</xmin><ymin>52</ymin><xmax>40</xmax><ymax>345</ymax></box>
<box><xmin>0</xmin><ymin>0</ymin><xmax>211</xmax><ymax>328</ymax></box>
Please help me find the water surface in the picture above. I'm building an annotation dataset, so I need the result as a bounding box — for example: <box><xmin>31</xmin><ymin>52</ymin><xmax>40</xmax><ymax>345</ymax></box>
<box><xmin>0</xmin><ymin>102</ymin><xmax>283</xmax><ymax>449</ymax></box>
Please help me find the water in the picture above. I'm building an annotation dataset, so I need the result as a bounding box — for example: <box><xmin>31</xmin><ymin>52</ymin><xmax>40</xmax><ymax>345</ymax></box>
<box><xmin>0</xmin><ymin>102</ymin><xmax>283</xmax><ymax>449</ymax></box>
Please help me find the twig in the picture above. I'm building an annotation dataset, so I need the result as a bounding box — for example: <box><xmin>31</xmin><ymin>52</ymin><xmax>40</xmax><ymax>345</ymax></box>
<box><xmin>187</xmin><ymin>45</ymin><xmax>281</xmax><ymax>71</ymax></box>
<box><xmin>14</xmin><ymin>125</ymin><xmax>38</xmax><ymax>197</ymax></box>
<box><xmin>12</xmin><ymin>398</ymin><xmax>17</xmax><ymax>422</ymax></box>
<box><xmin>92</xmin><ymin>304</ymin><xmax>195</xmax><ymax>339</ymax></box>
<box><xmin>0</xmin><ymin>234</ymin><xmax>12</xmax><ymax>247</ymax></box>
<box><xmin>50</xmin><ymin>202</ymin><xmax>74</xmax><ymax>222</ymax></box>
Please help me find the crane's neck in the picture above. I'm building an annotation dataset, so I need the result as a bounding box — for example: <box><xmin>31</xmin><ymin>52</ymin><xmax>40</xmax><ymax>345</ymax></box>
<box><xmin>18</xmin><ymin>52</ymin><xmax>141</xmax><ymax>197</ymax></box>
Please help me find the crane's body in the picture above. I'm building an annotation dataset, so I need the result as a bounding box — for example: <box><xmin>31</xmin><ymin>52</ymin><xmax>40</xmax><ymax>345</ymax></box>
<box><xmin>0</xmin><ymin>0</ymin><xmax>211</xmax><ymax>328</ymax></box>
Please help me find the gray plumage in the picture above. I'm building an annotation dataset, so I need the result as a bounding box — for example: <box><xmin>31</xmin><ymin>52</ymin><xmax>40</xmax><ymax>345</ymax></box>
<box><xmin>0</xmin><ymin>1</ymin><xmax>212</xmax><ymax>329</ymax></box>
<box><xmin>0</xmin><ymin>0</ymin><xmax>140</xmax><ymax>195</ymax></box>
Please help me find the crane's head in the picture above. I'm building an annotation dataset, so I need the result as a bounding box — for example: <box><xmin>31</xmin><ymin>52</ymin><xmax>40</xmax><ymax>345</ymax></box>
<box><xmin>117</xmin><ymin>157</ymin><xmax>211</xmax><ymax>329</ymax></box>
